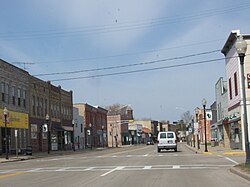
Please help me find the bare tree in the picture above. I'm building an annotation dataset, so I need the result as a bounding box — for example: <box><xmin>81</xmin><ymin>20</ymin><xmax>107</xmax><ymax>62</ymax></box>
<box><xmin>181</xmin><ymin>111</ymin><xmax>193</xmax><ymax>124</ymax></box>
<box><xmin>105</xmin><ymin>103</ymin><xmax>124</xmax><ymax>115</ymax></box>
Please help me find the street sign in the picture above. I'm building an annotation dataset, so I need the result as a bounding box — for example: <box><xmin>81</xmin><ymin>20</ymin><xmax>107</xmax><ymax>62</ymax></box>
<box><xmin>206</xmin><ymin>110</ymin><xmax>212</xmax><ymax>121</ymax></box>
<box><xmin>194</xmin><ymin>122</ymin><xmax>199</xmax><ymax>135</ymax></box>
<box><xmin>43</xmin><ymin>124</ymin><xmax>48</xmax><ymax>132</ymax></box>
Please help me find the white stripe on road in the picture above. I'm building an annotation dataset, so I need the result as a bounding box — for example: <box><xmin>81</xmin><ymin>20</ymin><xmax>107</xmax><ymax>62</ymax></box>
<box><xmin>225</xmin><ymin>157</ymin><xmax>239</xmax><ymax>165</ymax></box>
<box><xmin>143</xmin><ymin>166</ymin><xmax>152</xmax><ymax>170</ymax></box>
<box><xmin>28</xmin><ymin>168</ymin><xmax>42</xmax><ymax>172</ymax></box>
<box><xmin>172</xmin><ymin>165</ymin><xmax>180</xmax><ymax>169</ymax></box>
<box><xmin>101</xmin><ymin>166</ymin><xmax>124</xmax><ymax>177</ymax></box>
<box><xmin>84</xmin><ymin>167</ymin><xmax>95</xmax><ymax>171</ymax></box>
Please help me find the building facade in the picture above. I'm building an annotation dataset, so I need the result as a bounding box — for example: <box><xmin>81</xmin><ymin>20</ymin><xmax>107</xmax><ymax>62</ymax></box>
<box><xmin>221</xmin><ymin>30</ymin><xmax>250</xmax><ymax>150</ymax></box>
<box><xmin>0</xmin><ymin>59</ymin><xmax>73</xmax><ymax>154</ymax></box>
<box><xmin>107</xmin><ymin>105</ymin><xmax>134</xmax><ymax>147</ymax></box>
<box><xmin>73</xmin><ymin>107</ymin><xmax>85</xmax><ymax>150</ymax></box>
<box><xmin>0</xmin><ymin>59</ymin><xmax>29</xmax><ymax>154</ymax></box>
<box><xmin>215</xmin><ymin>77</ymin><xmax>229</xmax><ymax>147</ymax></box>
<box><xmin>74</xmin><ymin>103</ymin><xmax>107</xmax><ymax>148</ymax></box>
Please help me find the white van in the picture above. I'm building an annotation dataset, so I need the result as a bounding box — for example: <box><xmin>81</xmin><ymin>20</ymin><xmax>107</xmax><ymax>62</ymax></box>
<box><xmin>157</xmin><ymin>131</ymin><xmax>177</xmax><ymax>152</ymax></box>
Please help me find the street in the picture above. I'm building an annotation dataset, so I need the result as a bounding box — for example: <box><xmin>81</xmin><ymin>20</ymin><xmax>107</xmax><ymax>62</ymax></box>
<box><xmin>0</xmin><ymin>143</ymin><xmax>249</xmax><ymax>187</ymax></box>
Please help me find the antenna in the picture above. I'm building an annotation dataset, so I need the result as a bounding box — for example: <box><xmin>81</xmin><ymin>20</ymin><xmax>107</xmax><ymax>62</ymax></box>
<box><xmin>12</xmin><ymin>61</ymin><xmax>35</xmax><ymax>70</ymax></box>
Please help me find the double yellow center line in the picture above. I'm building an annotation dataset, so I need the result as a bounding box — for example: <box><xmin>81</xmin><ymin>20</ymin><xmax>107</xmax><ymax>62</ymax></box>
<box><xmin>0</xmin><ymin>171</ymin><xmax>26</xmax><ymax>179</ymax></box>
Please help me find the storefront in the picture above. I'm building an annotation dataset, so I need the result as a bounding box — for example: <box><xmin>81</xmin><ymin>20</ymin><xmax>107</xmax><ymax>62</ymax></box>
<box><xmin>229</xmin><ymin>119</ymin><xmax>242</xmax><ymax>149</ymax></box>
<box><xmin>0</xmin><ymin>109</ymin><xmax>29</xmax><ymax>154</ymax></box>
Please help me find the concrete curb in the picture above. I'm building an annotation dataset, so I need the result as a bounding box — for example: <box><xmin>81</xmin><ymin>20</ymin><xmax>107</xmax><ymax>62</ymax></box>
<box><xmin>230</xmin><ymin>167</ymin><xmax>250</xmax><ymax>182</ymax></box>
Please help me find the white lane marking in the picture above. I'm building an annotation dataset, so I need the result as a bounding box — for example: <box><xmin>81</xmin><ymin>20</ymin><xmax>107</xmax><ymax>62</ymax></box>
<box><xmin>84</xmin><ymin>167</ymin><xmax>95</xmax><ymax>171</ymax></box>
<box><xmin>143</xmin><ymin>166</ymin><xmax>152</xmax><ymax>170</ymax></box>
<box><xmin>225</xmin><ymin>157</ymin><xmax>239</xmax><ymax>165</ymax></box>
<box><xmin>143</xmin><ymin>154</ymin><xmax>149</xmax><ymax>157</ymax></box>
<box><xmin>56</xmin><ymin>167</ymin><xmax>68</xmax><ymax>171</ymax></box>
<box><xmin>126</xmin><ymin>155</ymin><xmax>132</xmax><ymax>157</ymax></box>
<box><xmin>173</xmin><ymin>165</ymin><xmax>180</xmax><ymax>169</ymax></box>
<box><xmin>28</xmin><ymin>168</ymin><xmax>42</xmax><ymax>172</ymax></box>
<box><xmin>112</xmin><ymin>155</ymin><xmax>117</xmax><ymax>158</ymax></box>
<box><xmin>101</xmin><ymin>166</ymin><xmax>124</xmax><ymax>177</ymax></box>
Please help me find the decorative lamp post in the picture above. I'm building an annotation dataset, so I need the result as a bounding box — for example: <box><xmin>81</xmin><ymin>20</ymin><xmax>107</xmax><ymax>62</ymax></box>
<box><xmin>89</xmin><ymin>123</ymin><xmax>92</xmax><ymax>150</ymax></box>
<box><xmin>46</xmin><ymin>114</ymin><xmax>50</xmax><ymax>154</ymax></box>
<box><xmin>3</xmin><ymin>107</ymin><xmax>9</xmax><ymax>159</ymax></box>
<box><xmin>202</xmin><ymin>98</ymin><xmax>208</xmax><ymax>152</ymax></box>
<box><xmin>102</xmin><ymin>125</ymin><xmax>104</xmax><ymax>148</ymax></box>
<box><xmin>236</xmin><ymin>35</ymin><xmax>250</xmax><ymax>164</ymax></box>
<box><xmin>195</xmin><ymin>107</ymin><xmax>200</xmax><ymax>149</ymax></box>
<box><xmin>72</xmin><ymin>119</ymin><xmax>75</xmax><ymax>152</ymax></box>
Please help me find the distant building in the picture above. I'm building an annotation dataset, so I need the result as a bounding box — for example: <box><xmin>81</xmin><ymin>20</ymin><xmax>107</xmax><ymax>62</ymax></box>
<box><xmin>107</xmin><ymin>105</ymin><xmax>134</xmax><ymax>147</ymax></box>
<box><xmin>74</xmin><ymin>103</ymin><xmax>107</xmax><ymax>148</ymax></box>
<box><xmin>215</xmin><ymin>77</ymin><xmax>229</xmax><ymax>147</ymax></box>
<box><xmin>133</xmin><ymin>120</ymin><xmax>160</xmax><ymax>142</ymax></box>
<box><xmin>73</xmin><ymin>107</ymin><xmax>84</xmax><ymax>150</ymax></box>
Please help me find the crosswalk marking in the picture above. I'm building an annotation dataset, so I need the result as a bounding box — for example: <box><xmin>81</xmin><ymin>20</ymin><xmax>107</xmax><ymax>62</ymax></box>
<box><xmin>29</xmin><ymin>153</ymin><xmax>213</xmax><ymax>163</ymax></box>
<box><xmin>0</xmin><ymin>164</ymin><xmax>234</xmax><ymax>175</ymax></box>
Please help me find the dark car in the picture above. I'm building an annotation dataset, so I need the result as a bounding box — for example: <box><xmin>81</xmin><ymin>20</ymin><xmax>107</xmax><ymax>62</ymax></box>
<box><xmin>146</xmin><ymin>139</ymin><xmax>154</xmax><ymax>145</ymax></box>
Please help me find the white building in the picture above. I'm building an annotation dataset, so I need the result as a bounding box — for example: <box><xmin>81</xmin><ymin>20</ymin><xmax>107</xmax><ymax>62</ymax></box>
<box><xmin>221</xmin><ymin>30</ymin><xmax>250</xmax><ymax>150</ymax></box>
<box><xmin>73</xmin><ymin>107</ymin><xmax>85</xmax><ymax>150</ymax></box>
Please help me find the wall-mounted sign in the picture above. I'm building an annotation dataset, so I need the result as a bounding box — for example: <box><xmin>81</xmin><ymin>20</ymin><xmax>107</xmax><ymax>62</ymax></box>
<box><xmin>248</xmin><ymin>74</ymin><xmax>250</xmax><ymax>89</ymax></box>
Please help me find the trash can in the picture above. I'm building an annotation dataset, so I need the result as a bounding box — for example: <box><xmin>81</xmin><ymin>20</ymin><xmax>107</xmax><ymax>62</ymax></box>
<box><xmin>211</xmin><ymin>140</ymin><xmax>215</xmax><ymax>147</ymax></box>
<box><xmin>26</xmin><ymin>146</ymin><xmax>32</xmax><ymax>156</ymax></box>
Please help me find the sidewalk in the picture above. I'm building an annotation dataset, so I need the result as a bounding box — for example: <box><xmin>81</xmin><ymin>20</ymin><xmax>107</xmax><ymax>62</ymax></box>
<box><xmin>186</xmin><ymin>143</ymin><xmax>245</xmax><ymax>155</ymax></box>
<box><xmin>0</xmin><ymin>147</ymin><xmax>107</xmax><ymax>164</ymax></box>
<box><xmin>186</xmin><ymin>143</ymin><xmax>250</xmax><ymax>182</ymax></box>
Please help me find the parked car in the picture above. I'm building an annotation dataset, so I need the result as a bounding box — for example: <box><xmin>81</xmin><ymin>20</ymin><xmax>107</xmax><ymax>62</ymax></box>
<box><xmin>146</xmin><ymin>139</ymin><xmax>154</xmax><ymax>145</ymax></box>
<box><xmin>157</xmin><ymin>131</ymin><xmax>177</xmax><ymax>152</ymax></box>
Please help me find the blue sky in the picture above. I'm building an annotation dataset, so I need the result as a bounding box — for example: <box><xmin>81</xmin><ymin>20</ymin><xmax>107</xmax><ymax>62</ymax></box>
<box><xmin>1</xmin><ymin>0</ymin><xmax>250</xmax><ymax>122</ymax></box>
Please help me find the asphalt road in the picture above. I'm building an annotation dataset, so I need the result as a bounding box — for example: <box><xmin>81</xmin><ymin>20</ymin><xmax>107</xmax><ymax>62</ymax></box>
<box><xmin>0</xmin><ymin>143</ymin><xmax>249</xmax><ymax>187</ymax></box>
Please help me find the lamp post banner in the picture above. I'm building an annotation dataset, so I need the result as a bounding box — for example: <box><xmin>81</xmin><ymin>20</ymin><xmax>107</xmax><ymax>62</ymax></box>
<box><xmin>206</xmin><ymin>110</ymin><xmax>212</xmax><ymax>121</ymax></box>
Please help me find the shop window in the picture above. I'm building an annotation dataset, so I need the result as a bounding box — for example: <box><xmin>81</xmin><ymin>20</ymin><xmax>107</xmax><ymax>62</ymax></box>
<box><xmin>229</xmin><ymin>78</ymin><xmax>232</xmax><ymax>100</ymax></box>
<box><xmin>1</xmin><ymin>82</ymin><xmax>5</xmax><ymax>102</ymax></box>
<box><xmin>12</xmin><ymin>86</ymin><xmax>15</xmax><ymax>105</ymax></box>
<box><xmin>17</xmin><ymin>88</ymin><xmax>21</xmax><ymax>106</ymax></box>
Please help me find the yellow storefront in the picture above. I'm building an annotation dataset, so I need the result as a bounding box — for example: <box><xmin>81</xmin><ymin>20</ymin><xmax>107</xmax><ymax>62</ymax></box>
<box><xmin>0</xmin><ymin>108</ymin><xmax>29</xmax><ymax>154</ymax></box>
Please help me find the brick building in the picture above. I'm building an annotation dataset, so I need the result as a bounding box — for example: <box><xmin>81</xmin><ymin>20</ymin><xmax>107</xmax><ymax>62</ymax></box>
<box><xmin>0</xmin><ymin>59</ymin><xmax>29</xmax><ymax>154</ymax></box>
<box><xmin>74</xmin><ymin>103</ymin><xmax>107</xmax><ymax>148</ymax></box>
<box><xmin>0</xmin><ymin>59</ymin><xmax>73</xmax><ymax>154</ymax></box>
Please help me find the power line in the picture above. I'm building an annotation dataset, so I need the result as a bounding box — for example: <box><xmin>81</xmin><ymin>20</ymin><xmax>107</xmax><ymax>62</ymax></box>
<box><xmin>50</xmin><ymin>56</ymin><xmax>238</xmax><ymax>82</ymax></box>
<box><xmin>34</xmin><ymin>50</ymin><xmax>220</xmax><ymax>77</ymax></box>
<box><xmin>13</xmin><ymin>39</ymin><xmax>224</xmax><ymax>65</ymax></box>
<box><xmin>1</xmin><ymin>3</ymin><xmax>250</xmax><ymax>40</ymax></box>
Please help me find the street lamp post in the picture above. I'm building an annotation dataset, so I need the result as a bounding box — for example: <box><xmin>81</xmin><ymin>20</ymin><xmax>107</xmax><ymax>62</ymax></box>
<box><xmin>102</xmin><ymin>125</ymin><xmax>104</xmax><ymax>148</ymax></box>
<box><xmin>72</xmin><ymin>119</ymin><xmax>75</xmax><ymax>152</ymax></box>
<box><xmin>195</xmin><ymin>107</ymin><xmax>200</xmax><ymax>149</ymax></box>
<box><xmin>236</xmin><ymin>35</ymin><xmax>250</xmax><ymax>164</ymax></box>
<box><xmin>89</xmin><ymin>123</ymin><xmax>92</xmax><ymax>150</ymax></box>
<box><xmin>202</xmin><ymin>98</ymin><xmax>208</xmax><ymax>152</ymax></box>
<box><xmin>46</xmin><ymin>114</ymin><xmax>50</xmax><ymax>154</ymax></box>
<box><xmin>3</xmin><ymin>107</ymin><xmax>9</xmax><ymax>160</ymax></box>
